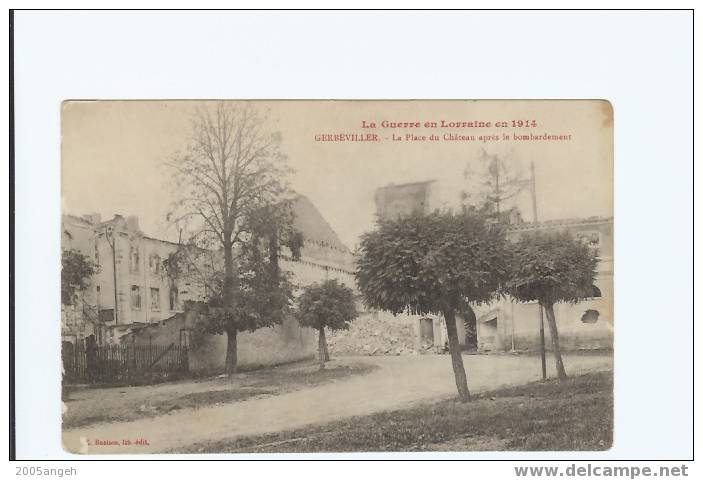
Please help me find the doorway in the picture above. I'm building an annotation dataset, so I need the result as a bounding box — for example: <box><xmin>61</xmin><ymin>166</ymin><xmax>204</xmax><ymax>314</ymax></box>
<box><xmin>461</xmin><ymin>307</ymin><xmax>477</xmax><ymax>351</ymax></box>
<box><xmin>479</xmin><ymin>317</ymin><xmax>498</xmax><ymax>351</ymax></box>
<box><xmin>419</xmin><ymin>318</ymin><xmax>434</xmax><ymax>344</ymax></box>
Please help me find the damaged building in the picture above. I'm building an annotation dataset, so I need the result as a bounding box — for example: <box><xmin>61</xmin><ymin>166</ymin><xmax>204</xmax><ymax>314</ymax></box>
<box><xmin>61</xmin><ymin>195</ymin><xmax>358</xmax><ymax>371</ymax></box>
<box><xmin>338</xmin><ymin>180</ymin><xmax>613</xmax><ymax>354</ymax></box>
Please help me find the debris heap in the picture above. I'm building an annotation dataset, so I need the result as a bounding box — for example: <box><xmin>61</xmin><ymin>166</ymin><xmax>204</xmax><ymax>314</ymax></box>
<box><xmin>327</xmin><ymin>313</ymin><xmax>434</xmax><ymax>356</ymax></box>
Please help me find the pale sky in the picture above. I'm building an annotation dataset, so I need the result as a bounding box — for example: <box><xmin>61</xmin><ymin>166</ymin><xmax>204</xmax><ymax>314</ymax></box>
<box><xmin>62</xmin><ymin>100</ymin><xmax>613</xmax><ymax>249</ymax></box>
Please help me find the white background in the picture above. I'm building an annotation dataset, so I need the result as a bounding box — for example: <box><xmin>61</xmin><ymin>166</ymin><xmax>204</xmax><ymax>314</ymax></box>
<box><xmin>7</xmin><ymin>7</ymin><xmax>696</xmax><ymax>468</ymax></box>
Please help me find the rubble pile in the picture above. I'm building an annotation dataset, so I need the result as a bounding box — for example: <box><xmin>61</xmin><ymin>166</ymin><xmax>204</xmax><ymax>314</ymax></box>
<box><xmin>327</xmin><ymin>313</ymin><xmax>432</xmax><ymax>356</ymax></box>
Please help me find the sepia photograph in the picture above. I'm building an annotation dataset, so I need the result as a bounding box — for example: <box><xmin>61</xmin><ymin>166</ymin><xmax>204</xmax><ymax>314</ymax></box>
<box><xmin>59</xmin><ymin>99</ymin><xmax>613</xmax><ymax>454</ymax></box>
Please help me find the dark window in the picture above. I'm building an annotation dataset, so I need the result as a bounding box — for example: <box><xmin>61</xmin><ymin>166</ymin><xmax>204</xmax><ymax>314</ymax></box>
<box><xmin>150</xmin><ymin>288</ymin><xmax>160</xmax><ymax>311</ymax></box>
<box><xmin>130</xmin><ymin>246</ymin><xmax>140</xmax><ymax>273</ymax></box>
<box><xmin>149</xmin><ymin>254</ymin><xmax>161</xmax><ymax>275</ymax></box>
<box><xmin>131</xmin><ymin>285</ymin><xmax>141</xmax><ymax>309</ymax></box>
<box><xmin>169</xmin><ymin>286</ymin><xmax>179</xmax><ymax>311</ymax></box>
<box><xmin>581</xmin><ymin>309</ymin><xmax>600</xmax><ymax>324</ymax></box>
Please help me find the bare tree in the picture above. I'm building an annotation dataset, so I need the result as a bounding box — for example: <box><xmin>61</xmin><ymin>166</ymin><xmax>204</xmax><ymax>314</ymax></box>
<box><xmin>167</xmin><ymin>101</ymin><xmax>293</xmax><ymax>374</ymax></box>
<box><xmin>459</xmin><ymin>149</ymin><xmax>531</xmax><ymax>352</ymax></box>
<box><xmin>462</xmin><ymin>148</ymin><xmax>527</xmax><ymax>215</ymax></box>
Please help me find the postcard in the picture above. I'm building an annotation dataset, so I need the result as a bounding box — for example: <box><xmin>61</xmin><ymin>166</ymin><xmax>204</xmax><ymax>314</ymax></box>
<box><xmin>60</xmin><ymin>100</ymin><xmax>613</xmax><ymax>454</ymax></box>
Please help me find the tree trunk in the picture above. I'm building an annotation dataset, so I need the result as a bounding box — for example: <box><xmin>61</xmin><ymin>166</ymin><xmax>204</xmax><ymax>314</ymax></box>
<box><xmin>322</xmin><ymin>328</ymin><xmax>330</xmax><ymax>362</ymax></box>
<box><xmin>543</xmin><ymin>303</ymin><xmax>567</xmax><ymax>381</ymax></box>
<box><xmin>268</xmin><ymin>230</ymin><xmax>279</xmax><ymax>277</ymax></box>
<box><xmin>223</xmin><ymin>238</ymin><xmax>238</xmax><ymax>376</ymax></box>
<box><xmin>318</xmin><ymin>326</ymin><xmax>327</xmax><ymax>369</ymax></box>
<box><xmin>443</xmin><ymin>309</ymin><xmax>471</xmax><ymax>402</ymax></box>
<box><xmin>225</xmin><ymin>328</ymin><xmax>238</xmax><ymax>375</ymax></box>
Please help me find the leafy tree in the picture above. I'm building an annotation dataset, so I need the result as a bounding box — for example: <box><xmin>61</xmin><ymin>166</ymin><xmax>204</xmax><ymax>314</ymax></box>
<box><xmin>61</xmin><ymin>249</ymin><xmax>98</xmax><ymax>305</ymax></box>
<box><xmin>173</xmin><ymin>203</ymin><xmax>302</xmax><ymax>374</ymax></box>
<box><xmin>167</xmin><ymin>101</ymin><xmax>297</xmax><ymax>374</ymax></box>
<box><xmin>295</xmin><ymin>280</ymin><xmax>358</xmax><ymax>369</ymax></box>
<box><xmin>200</xmin><ymin>243</ymin><xmax>295</xmax><ymax>373</ymax></box>
<box><xmin>505</xmin><ymin>231</ymin><xmax>599</xmax><ymax>380</ymax></box>
<box><xmin>356</xmin><ymin>209</ymin><xmax>510</xmax><ymax>401</ymax></box>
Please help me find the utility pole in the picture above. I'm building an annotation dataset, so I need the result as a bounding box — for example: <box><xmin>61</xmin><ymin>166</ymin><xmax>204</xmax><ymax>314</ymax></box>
<box><xmin>494</xmin><ymin>153</ymin><xmax>501</xmax><ymax>215</ymax></box>
<box><xmin>530</xmin><ymin>161</ymin><xmax>547</xmax><ymax>380</ymax></box>
<box><xmin>530</xmin><ymin>162</ymin><xmax>538</xmax><ymax>224</ymax></box>
<box><xmin>105</xmin><ymin>226</ymin><xmax>119</xmax><ymax>325</ymax></box>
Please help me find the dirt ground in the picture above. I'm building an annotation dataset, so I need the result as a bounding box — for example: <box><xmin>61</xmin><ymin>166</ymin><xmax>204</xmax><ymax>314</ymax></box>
<box><xmin>62</xmin><ymin>352</ymin><xmax>613</xmax><ymax>454</ymax></box>
<box><xmin>63</xmin><ymin>357</ymin><xmax>374</xmax><ymax>428</ymax></box>
<box><xmin>186</xmin><ymin>371</ymin><xmax>612</xmax><ymax>453</ymax></box>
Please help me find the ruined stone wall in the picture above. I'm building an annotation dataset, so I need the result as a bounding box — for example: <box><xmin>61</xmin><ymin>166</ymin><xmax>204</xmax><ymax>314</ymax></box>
<box><xmin>327</xmin><ymin>311</ymin><xmax>427</xmax><ymax>356</ymax></box>
<box><xmin>375</xmin><ymin>181</ymin><xmax>439</xmax><ymax>220</ymax></box>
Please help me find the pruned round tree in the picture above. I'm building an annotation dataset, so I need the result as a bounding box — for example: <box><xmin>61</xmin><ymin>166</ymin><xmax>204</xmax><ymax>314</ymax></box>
<box><xmin>356</xmin><ymin>210</ymin><xmax>510</xmax><ymax>402</ymax></box>
<box><xmin>295</xmin><ymin>280</ymin><xmax>358</xmax><ymax>369</ymax></box>
<box><xmin>506</xmin><ymin>231</ymin><xmax>599</xmax><ymax>380</ymax></box>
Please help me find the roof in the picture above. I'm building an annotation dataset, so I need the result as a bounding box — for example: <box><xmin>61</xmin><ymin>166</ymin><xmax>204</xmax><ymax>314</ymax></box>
<box><xmin>377</xmin><ymin>179</ymin><xmax>437</xmax><ymax>189</ymax></box>
<box><xmin>507</xmin><ymin>216</ymin><xmax>613</xmax><ymax>232</ymax></box>
<box><xmin>62</xmin><ymin>214</ymin><xmax>94</xmax><ymax>227</ymax></box>
<box><xmin>108</xmin><ymin>322</ymin><xmax>151</xmax><ymax>330</ymax></box>
<box><xmin>142</xmin><ymin>235</ymin><xmax>182</xmax><ymax>247</ymax></box>
<box><xmin>66</xmin><ymin>195</ymin><xmax>353</xmax><ymax>255</ymax></box>
<box><xmin>291</xmin><ymin>195</ymin><xmax>350</xmax><ymax>253</ymax></box>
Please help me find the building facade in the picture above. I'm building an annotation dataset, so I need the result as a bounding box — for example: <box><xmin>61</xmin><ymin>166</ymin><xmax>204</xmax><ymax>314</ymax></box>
<box><xmin>61</xmin><ymin>195</ymin><xmax>359</xmax><ymax>370</ymax></box>
<box><xmin>371</xmin><ymin>181</ymin><xmax>614</xmax><ymax>353</ymax></box>
<box><xmin>61</xmin><ymin>213</ymin><xmax>204</xmax><ymax>344</ymax></box>
<box><xmin>467</xmin><ymin>216</ymin><xmax>613</xmax><ymax>351</ymax></box>
<box><xmin>374</xmin><ymin>180</ymin><xmax>439</xmax><ymax>219</ymax></box>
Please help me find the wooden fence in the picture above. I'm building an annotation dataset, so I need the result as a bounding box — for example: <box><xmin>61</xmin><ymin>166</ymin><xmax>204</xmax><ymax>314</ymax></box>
<box><xmin>62</xmin><ymin>342</ymin><xmax>189</xmax><ymax>385</ymax></box>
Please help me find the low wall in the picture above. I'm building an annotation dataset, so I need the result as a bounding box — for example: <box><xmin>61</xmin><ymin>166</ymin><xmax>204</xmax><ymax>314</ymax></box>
<box><xmin>125</xmin><ymin>312</ymin><xmax>317</xmax><ymax>373</ymax></box>
<box><xmin>472</xmin><ymin>297</ymin><xmax>613</xmax><ymax>352</ymax></box>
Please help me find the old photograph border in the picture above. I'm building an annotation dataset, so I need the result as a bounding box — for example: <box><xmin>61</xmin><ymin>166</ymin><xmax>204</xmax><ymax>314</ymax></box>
<box><xmin>8</xmin><ymin>8</ymin><xmax>695</xmax><ymax>463</ymax></box>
